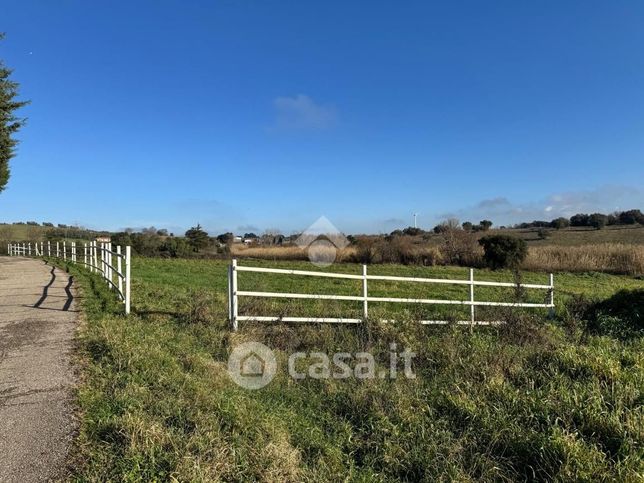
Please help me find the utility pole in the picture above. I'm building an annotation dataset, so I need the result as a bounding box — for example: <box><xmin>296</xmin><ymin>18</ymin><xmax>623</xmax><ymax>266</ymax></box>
<box><xmin>413</xmin><ymin>213</ymin><xmax>418</xmax><ymax>228</ymax></box>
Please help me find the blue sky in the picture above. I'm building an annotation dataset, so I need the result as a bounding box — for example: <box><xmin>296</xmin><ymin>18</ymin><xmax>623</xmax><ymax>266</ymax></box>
<box><xmin>1</xmin><ymin>1</ymin><xmax>643</xmax><ymax>235</ymax></box>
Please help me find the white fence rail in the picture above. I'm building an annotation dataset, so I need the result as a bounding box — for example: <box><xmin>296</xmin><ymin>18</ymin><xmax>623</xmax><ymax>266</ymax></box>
<box><xmin>8</xmin><ymin>240</ymin><xmax>131</xmax><ymax>314</ymax></box>
<box><xmin>227</xmin><ymin>259</ymin><xmax>554</xmax><ymax>330</ymax></box>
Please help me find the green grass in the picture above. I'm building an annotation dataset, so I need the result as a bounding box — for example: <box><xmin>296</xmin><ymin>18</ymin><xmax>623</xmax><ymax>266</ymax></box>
<box><xmin>420</xmin><ymin>224</ymin><xmax>644</xmax><ymax>247</ymax></box>
<box><xmin>63</xmin><ymin>257</ymin><xmax>643</xmax><ymax>481</ymax></box>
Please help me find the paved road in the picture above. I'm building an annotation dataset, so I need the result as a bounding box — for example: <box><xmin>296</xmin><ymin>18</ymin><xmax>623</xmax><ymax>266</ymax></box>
<box><xmin>0</xmin><ymin>257</ymin><xmax>78</xmax><ymax>482</ymax></box>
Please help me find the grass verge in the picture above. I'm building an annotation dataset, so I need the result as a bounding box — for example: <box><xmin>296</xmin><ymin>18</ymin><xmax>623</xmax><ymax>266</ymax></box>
<box><xmin>63</xmin><ymin>257</ymin><xmax>643</xmax><ymax>481</ymax></box>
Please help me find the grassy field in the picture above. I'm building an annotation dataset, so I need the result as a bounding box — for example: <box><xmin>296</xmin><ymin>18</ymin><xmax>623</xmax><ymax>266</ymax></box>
<box><xmin>61</xmin><ymin>257</ymin><xmax>643</xmax><ymax>481</ymax></box>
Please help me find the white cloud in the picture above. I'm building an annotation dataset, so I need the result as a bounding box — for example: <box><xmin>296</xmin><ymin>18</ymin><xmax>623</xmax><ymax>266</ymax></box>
<box><xmin>437</xmin><ymin>185</ymin><xmax>642</xmax><ymax>226</ymax></box>
<box><xmin>271</xmin><ymin>94</ymin><xmax>337</xmax><ymax>131</ymax></box>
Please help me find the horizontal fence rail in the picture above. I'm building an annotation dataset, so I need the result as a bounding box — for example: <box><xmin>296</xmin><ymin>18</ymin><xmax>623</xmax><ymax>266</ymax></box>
<box><xmin>8</xmin><ymin>240</ymin><xmax>131</xmax><ymax>314</ymax></box>
<box><xmin>228</xmin><ymin>259</ymin><xmax>554</xmax><ymax>330</ymax></box>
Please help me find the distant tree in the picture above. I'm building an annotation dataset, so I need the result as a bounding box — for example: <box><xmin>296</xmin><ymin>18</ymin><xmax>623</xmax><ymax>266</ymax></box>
<box><xmin>159</xmin><ymin>237</ymin><xmax>192</xmax><ymax>258</ymax></box>
<box><xmin>550</xmin><ymin>217</ymin><xmax>569</xmax><ymax>230</ymax></box>
<box><xmin>0</xmin><ymin>34</ymin><xmax>29</xmax><ymax>194</ymax></box>
<box><xmin>462</xmin><ymin>221</ymin><xmax>473</xmax><ymax>231</ymax></box>
<box><xmin>243</xmin><ymin>232</ymin><xmax>258</xmax><ymax>239</ymax></box>
<box><xmin>479</xmin><ymin>220</ymin><xmax>493</xmax><ymax>231</ymax></box>
<box><xmin>607</xmin><ymin>214</ymin><xmax>618</xmax><ymax>225</ymax></box>
<box><xmin>478</xmin><ymin>234</ymin><xmax>527</xmax><ymax>270</ymax></box>
<box><xmin>389</xmin><ymin>229</ymin><xmax>404</xmax><ymax>237</ymax></box>
<box><xmin>156</xmin><ymin>228</ymin><xmax>168</xmax><ymax>236</ymax></box>
<box><xmin>618</xmin><ymin>209</ymin><xmax>644</xmax><ymax>225</ymax></box>
<box><xmin>42</xmin><ymin>222</ymin><xmax>54</xmax><ymax>227</ymax></box>
<box><xmin>589</xmin><ymin>213</ymin><xmax>608</xmax><ymax>230</ymax></box>
<box><xmin>110</xmin><ymin>232</ymin><xmax>133</xmax><ymax>247</ymax></box>
<box><xmin>570</xmin><ymin>213</ymin><xmax>590</xmax><ymax>227</ymax></box>
<box><xmin>402</xmin><ymin>226</ymin><xmax>423</xmax><ymax>236</ymax></box>
<box><xmin>26</xmin><ymin>221</ymin><xmax>39</xmax><ymax>226</ymax></box>
<box><xmin>185</xmin><ymin>224</ymin><xmax>209</xmax><ymax>252</ymax></box>
<box><xmin>216</xmin><ymin>232</ymin><xmax>234</xmax><ymax>245</ymax></box>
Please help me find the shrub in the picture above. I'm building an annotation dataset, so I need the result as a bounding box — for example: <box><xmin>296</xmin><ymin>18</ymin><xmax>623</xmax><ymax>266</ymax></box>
<box><xmin>440</xmin><ymin>229</ymin><xmax>482</xmax><ymax>266</ymax></box>
<box><xmin>537</xmin><ymin>228</ymin><xmax>550</xmax><ymax>240</ymax></box>
<box><xmin>478</xmin><ymin>234</ymin><xmax>527</xmax><ymax>270</ymax></box>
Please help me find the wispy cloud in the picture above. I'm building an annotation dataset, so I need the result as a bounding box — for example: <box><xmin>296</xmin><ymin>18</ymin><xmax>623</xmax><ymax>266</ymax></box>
<box><xmin>437</xmin><ymin>185</ymin><xmax>642</xmax><ymax>226</ymax></box>
<box><xmin>270</xmin><ymin>94</ymin><xmax>337</xmax><ymax>131</ymax></box>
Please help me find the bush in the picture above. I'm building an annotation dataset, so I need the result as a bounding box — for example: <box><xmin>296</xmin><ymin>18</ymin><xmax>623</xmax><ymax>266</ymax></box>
<box><xmin>440</xmin><ymin>229</ymin><xmax>481</xmax><ymax>266</ymax></box>
<box><xmin>478</xmin><ymin>234</ymin><xmax>528</xmax><ymax>270</ymax></box>
<box><xmin>537</xmin><ymin>228</ymin><xmax>550</xmax><ymax>240</ymax></box>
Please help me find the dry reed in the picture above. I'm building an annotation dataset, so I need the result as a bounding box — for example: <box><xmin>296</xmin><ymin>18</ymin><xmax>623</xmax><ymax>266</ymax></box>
<box><xmin>523</xmin><ymin>243</ymin><xmax>644</xmax><ymax>275</ymax></box>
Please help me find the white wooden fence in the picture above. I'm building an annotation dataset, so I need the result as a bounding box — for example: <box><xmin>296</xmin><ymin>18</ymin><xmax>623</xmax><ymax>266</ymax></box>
<box><xmin>227</xmin><ymin>259</ymin><xmax>554</xmax><ymax>330</ymax></box>
<box><xmin>8</xmin><ymin>240</ymin><xmax>131</xmax><ymax>314</ymax></box>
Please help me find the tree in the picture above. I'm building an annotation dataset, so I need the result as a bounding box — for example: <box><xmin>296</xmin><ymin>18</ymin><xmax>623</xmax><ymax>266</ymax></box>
<box><xmin>478</xmin><ymin>234</ymin><xmax>528</xmax><ymax>270</ymax></box>
<box><xmin>1</xmin><ymin>34</ymin><xmax>29</xmax><ymax>193</ymax></box>
<box><xmin>618</xmin><ymin>209</ymin><xmax>644</xmax><ymax>225</ymax></box>
<box><xmin>550</xmin><ymin>217</ymin><xmax>569</xmax><ymax>230</ymax></box>
<box><xmin>570</xmin><ymin>213</ymin><xmax>590</xmax><ymax>227</ymax></box>
<box><xmin>216</xmin><ymin>232</ymin><xmax>234</xmax><ymax>245</ymax></box>
<box><xmin>185</xmin><ymin>224</ymin><xmax>209</xmax><ymax>252</ymax></box>
<box><xmin>589</xmin><ymin>213</ymin><xmax>608</xmax><ymax>230</ymax></box>
<box><xmin>462</xmin><ymin>221</ymin><xmax>473</xmax><ymax>231</ymax></box>
<box><xmin>479</xmin><ymin>220</ymin><xmax>493</xmax><ymax>231</ymax></box>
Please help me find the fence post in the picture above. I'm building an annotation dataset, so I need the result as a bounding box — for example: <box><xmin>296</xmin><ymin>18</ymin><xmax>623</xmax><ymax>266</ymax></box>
<box><xmin>48</xmin><ymin>241</ymin><xmax>51</xmax><ymax>257</ymax></box>
<box><xmin>125</xmin><ymin>246</ymin><xmax>131</xmax><ymax>314</ymax></box>
<box><xmin>93</xmin><ymin>241</ymin><xmax>98</xmax><ymax>274</ymax></box>
<box><xmin>548</xmin><ymin>273</ymin><xmax>555</xmax><ymax>318</ymax></box>
<box><xmin>227</xmin><ymin>263</ymin><xmax>232</xmax><ymax>322</ymax></box>
<box><xmin>41</xmin><ymin>242</ymin><xmax>43</xmax><ymax>257</ymax></box>
<box><xmin>231</xmin><ymin>258</ymin><xmax>238</xmax><ymax>331</ymax></box>
<box><xmin>72</xmin><ymin>241</ymin><xmax>76</xmax><ymax>262</ymax></box>
<box><xmin>84</xmin><ymin>243</ymin><xmax>87</xmax><ymax>267</ymax></box>
<box><xmin>469</xmin><ymin>268</ymin><xmax>475</xmax><ymax>327</ymax></box>
<box><xmin>117</xmin><ymin>245</ymin><xmax>123</xmax><ymax>297</ymax></box>
<box><xmin>101</xmin><ymin>243</ymin><xmax>106</xmax><ymax>281</ymax></box>
<box><xmin>22</xmin><ymin>242</ymin><xmax>25</xmax><ymax>256</ymax></box>
<box><xmin>28</xmin><ymin>242</ymin><xmax>31</xmax><ymax>256</ymax></box>
<box><xmin>63</xmin><ymin>241</ymin><xmax>67</xmax><ymax>261</ymax></box>
<box><xmin>108</xmin><ymin>242</ymin><xmax>113</xmax><ymax>283</ymax></box>
<box><xmin>362</xmin><ymin>264</ymin><xmax>368</xmax><ymax>320</ymax></box>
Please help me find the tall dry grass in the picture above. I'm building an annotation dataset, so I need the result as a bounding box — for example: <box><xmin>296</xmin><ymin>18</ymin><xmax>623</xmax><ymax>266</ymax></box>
<box><xmin>232</xmin><ymin>242</ymin><xmax>644</xmax><ymax>275</ymax></box>
<box><xmin>231</xmin><ymin>245</ymin><xmax>358</xmax><ymax>262</ymax></box>
<box><xmin>524</xmin><ymin>243</ymin><xmax>644</xmax><ymax>275</ymax></box>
